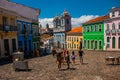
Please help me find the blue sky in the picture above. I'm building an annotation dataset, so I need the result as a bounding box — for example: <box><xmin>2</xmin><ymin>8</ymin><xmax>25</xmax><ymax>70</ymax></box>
<box><xmin>11</xmin><ymin>0</ymin><xmax>120</xmax><ymax>27</ymax></box>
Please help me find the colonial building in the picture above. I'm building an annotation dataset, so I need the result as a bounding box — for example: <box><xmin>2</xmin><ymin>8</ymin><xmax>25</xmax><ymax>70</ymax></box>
<box><xmin>0</xmin><ymin>7</ymin><xmax>18</xmax><ymax>57</ymax></box>
<box><xmin>83</xmin><ymin>15</ymin><xmax>109</xmax><ymax>50</ymax></box>
<box><xmin>104</xmin><ymin>7</ymin><xmax>120</xmax><ymax>50</ymax></box>
<box><xmin>0</xmin><ymin>0</ymin><xmax>40</xmax><ymax>56</ymax></box>
<box><xmin>53</xmin><ymin>10</ymin><xmax>71</xmax><ymax>49</ymax></box>
<box><xmin>67</xmin><ymin>26</ymin><xmax>82</xmax><ymax>50</ymax></box>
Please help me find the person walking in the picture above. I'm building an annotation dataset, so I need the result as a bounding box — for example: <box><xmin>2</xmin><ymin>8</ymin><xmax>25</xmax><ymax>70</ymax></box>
<box><xmin>65</xmin><ymin>51</ymin><xmax>70</xmax><ymax>69</ymax></box>
<box><xmin>52</xmin><ymin>48</ymin><xmax>56</xmax><ymax>57</ymax></box>
<box><xmin>78</xmin><ymin>49</ymin><xmax>85</xmax><ymax>64</ymax></box>
<box><xmin>56</xmin><ymin>52</ymin><xmax>62</xmax><ymax>70</ymax></box>
<box><xmin>71</xmin><ymin>51</ymin><xmax>76</xmax><ymax>64</ymax></box>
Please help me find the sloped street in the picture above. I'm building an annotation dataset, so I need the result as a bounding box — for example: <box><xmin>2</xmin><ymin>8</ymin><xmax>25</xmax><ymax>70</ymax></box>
<box><xmin>0</xmin><ymin>50</ymin><xmax>120</xmax><ymax>80</ymax></box>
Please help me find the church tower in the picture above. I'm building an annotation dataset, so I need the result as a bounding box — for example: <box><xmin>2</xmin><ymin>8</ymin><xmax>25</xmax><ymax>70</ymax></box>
<box><xmin>61</xmin><ymin>9</ymin><xmax>71</xmax><ymax>32</ymax></box>
<box><xmin>53</xmin><ymin>15</ymin><xmax>61</xmax><ymax>28</ymax></box>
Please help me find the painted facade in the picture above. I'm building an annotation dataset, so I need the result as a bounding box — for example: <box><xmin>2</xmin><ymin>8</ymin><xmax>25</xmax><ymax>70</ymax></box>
<box><xmin>17</xmin><ymin>20</ymin><xmax>33</xmax><ymax>55</ymax></box>
<box><xmin>67</xmin><ymin>26</ymin><xmax>82</xmax><ymax>50</ymax></box>
<box><xmin>83</xmin><ymin>15</ymin><xmax>109</xmax><ymax>50</ymax></box>
<box><xmin>104</xmin><ymin>7</ymin><xmax>120</xmax><ymax>51</ymax></box>
<box><xmin>32</xmin><ymin>22</ymin><xmax>40</xmax><ymax>50</ymax></box>
<box><xmin>0</xmin><ymin>7</ymin><xmax>18</xmax><ymax>57</ymax></box>
<box><xmin>0</xmin><ymin>0</ymin><xmax>40</xmax><ymax>56</ymax></box>
<box><xmin>53</xmin><ymin>10</ymin><xmax>71</xmax><ymax>49</ymax></box>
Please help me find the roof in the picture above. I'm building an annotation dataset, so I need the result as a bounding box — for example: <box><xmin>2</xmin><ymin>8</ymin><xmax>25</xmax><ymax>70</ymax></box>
<box><xmin>67</xmin><ymin>26</ymin><xmax>82</xmax><ymax>34</ymax></box>
<box><xmin>83</xmin><ymin>15</ymin><xmax>110</xmax><ymax>25</ymax></box>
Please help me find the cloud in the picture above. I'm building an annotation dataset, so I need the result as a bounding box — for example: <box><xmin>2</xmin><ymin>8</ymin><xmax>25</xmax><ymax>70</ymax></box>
<box><xmin>39</xmin><ymin>18</ymin><xmax>54</xmax><ymax>28</ymax></box>
<box><xmin>39</xmin><ymin>15</ymin><xmax>99</xmax><ymax>28</ymax></box>
<box><xmin>71</xmin><ymin>15</ymin><xmax>99</xmax><ymax>27</ymax></box>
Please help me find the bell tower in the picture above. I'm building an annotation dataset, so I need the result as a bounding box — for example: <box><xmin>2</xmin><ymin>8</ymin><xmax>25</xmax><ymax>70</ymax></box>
<box><xmin>61</xmin><ymin>9</ymin><xmax>71</xmax><ymax>32</ymax></box>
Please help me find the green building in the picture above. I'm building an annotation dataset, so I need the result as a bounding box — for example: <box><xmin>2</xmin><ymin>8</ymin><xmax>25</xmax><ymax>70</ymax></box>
<box><xmin>82</xmin><ymin>15</ymin><xmax>109</xmax><ymax>50</ymax></box>
<box><xmin>32</xmin><ymin>22</ymin><xmax>40</xmax><ymax>50</ymax></box>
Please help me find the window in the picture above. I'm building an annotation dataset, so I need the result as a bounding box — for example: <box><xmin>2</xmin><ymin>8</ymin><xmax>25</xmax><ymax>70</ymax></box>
<box><xmin>3</xmin><ymin>17</ymin><xmax>8</xmax><ymax>26</ymax></box>
<box><xmin>107</xmin><ymin>37</ymin><xmax>110</xmax><ymax>43</ymax></box>
<box><xmin>112</xmin><ymin>37</ymin><xmax>116</xmax><ymax>48</ymax></box>
<box><xmin>112</xmin><ymin>12</ymin><xmax>115</xmax><ymax>17</ymax></box>
<box><xmin>99</xmin><ymin>41</ymin><xmax>102</xmax><ymax>49</ymax></box>
<box><xmin>99</xmin><ymin>24</ymin><xmax>102</xmax><ymax>31</ymax></box>
<box><xmin>66</xmin><ymin>19</ymin><xmax>69</xmax><ymax>24</ymax></box>
<box><xmin>12</xmin><ymin>39</ymin><xmax>16</xmax><ymax>52</ymax></box>
<box><xmin>11</xmin><ymin>19</ymin><xmax>15</xmax><ymax>26</ymax></box>
<box><xmin>87</xmin><ymin>27</ymin><xmax>89</xmax><ymax>32</ymax></box>
<box><xmin>107</xmin><ymin>24</ymin><xmax>109</xmax><ymax>30</ymax></box>
<box><xmin>94</xmin><ymin>25</ymin><xmax>97</xmax><ymax>31</ymax></box>
<box><xmin>28</xmin><ymin>24</ymin><xmax>31</xmax><ymax>34</ymax></box>
<box><xmin>112</xmin><ymin>23</ymin><xmax>115</xmax><ymax>29</ymax></box>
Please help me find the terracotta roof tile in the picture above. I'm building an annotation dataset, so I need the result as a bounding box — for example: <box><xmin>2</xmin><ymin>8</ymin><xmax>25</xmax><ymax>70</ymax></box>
<box><xmin>83</xmin><ymin>15</ymin><xmax>110</xmax><ymax>25</ymax></box>
<box><xmin>68</xmin><ymin>26</ymin><xmax>82</xmax><ymax>33</ymax></box>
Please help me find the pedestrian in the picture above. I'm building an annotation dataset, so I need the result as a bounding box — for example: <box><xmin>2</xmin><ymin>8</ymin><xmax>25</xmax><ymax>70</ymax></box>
<box><xmin>52</xmin><ymin>48</ymin><xmax>56</xmax><ymax>57</ymax></box>
<box><xmin>56</xmin><ymin>52</ymin><xmax>63</xmax><ymax>70</ymax></box>
<box><xmin>65</xmin><ymin>51</ymin><xmax>70</xmax><ymax>69</ymax></box>
<box><xmin>71</xmin><ymin>51</ymin><xmax>76</xmax><ymax>64</ymax></box>
<box><xmin>78</xmin><ymin>49</ymin><xmax>85</xmax><ymax>64</ymax></box>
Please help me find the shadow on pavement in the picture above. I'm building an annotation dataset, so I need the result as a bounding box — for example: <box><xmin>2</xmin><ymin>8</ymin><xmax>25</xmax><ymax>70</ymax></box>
<box><xmin>82</xmin><ymin>62</ymin><xmax>88</xmax><ymax>65</ymax></box>
<box><xmin>60</xmin><ymin>68</ymin><xmax>76</xmax><ymax>71</ymax></box>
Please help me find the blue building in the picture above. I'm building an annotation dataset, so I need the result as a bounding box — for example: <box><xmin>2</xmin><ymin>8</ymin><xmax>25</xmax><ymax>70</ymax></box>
<box><xmin>17</xmin><ymin>20</ymin><xmax>33</xmax><ymax>55</ymax></box>
<box><xmin>53</xmin><ymin>10</ymin><xmax>71</xmax><ymax>49</ymax></box>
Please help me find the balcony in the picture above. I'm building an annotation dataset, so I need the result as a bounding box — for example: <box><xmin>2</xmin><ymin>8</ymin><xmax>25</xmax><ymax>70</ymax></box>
<box><xmin>0</xmin><ymin>24</ymin><xmax>17</xmax><ymax>32</ymax></box>
<box><xmin>117</xmin><ymin>29</ymin><xmax>120</xmax><ymax>35</ymax></box>
<box><xmin>10</xmin><ymin>25</ymin><xmax>17</xmax><ymax>31</ymax></box>
<box><xmin>111</xmin><ymin>29</ymin><xmax>116</xmax><ymax>35</ymax></box>
<box><xmin>105</xmin><ymin>30</ymin><xmax>110</xmax><ymax>35</ymax></box>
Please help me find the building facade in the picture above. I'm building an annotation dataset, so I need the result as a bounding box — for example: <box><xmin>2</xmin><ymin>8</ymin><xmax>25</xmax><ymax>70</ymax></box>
<box><xmin>0</xmin><ymin>0</ymin><xmax>40</xmax><ymax>56</ymax></box>
<box><xmin>0</xmin><ymin>7</ymin><xmax>18</xmax><ymax>57</ymax></box>
<box><xmin>83</xmin><ymin>15</ymin><xmax>109</xmax><ymax>50</ymax></box>
<box><xmin>104</xmin><ymin>7</ymin><xmax>120</xmax><ymax>50</ymax></box>
<box><xmin>53</xmin><ymin>10</ymin><xmax>71</xmax><ymax>49</ymax></box>
<box><xmin>67</xmin><ymin>26</ymin><xmax>82</xmax><ymax>50</ymax></box>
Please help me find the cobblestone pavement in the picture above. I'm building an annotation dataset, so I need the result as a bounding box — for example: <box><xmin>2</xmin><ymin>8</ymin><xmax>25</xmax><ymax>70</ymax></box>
<box><xmin>0</xmin><ymin>50</ymin><xmax>120</xmax><ymax>80</ymax></box>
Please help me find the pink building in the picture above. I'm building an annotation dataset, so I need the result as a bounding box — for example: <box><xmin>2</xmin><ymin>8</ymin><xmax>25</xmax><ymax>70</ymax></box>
<box><xmin>104</xmin><ymin>7</ymin><xmax>120</xmax><ymax>51</ymax></box>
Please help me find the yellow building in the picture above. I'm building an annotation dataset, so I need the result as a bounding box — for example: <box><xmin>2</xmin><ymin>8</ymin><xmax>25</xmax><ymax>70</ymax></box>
<box><xmin>66</xmin><ymin>26</ymin><xmax>82</xmax><ymax>50</ymax></box>
<box><xmin>0</xmin><ymin>7</ymin><xmax>18</xmax><ymax>57</ymax></box>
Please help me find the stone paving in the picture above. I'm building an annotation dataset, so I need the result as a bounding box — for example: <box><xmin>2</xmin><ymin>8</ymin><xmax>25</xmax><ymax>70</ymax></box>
<box><xmin>0</xmin><ymin>50</ymin><xmax>120</xmax><ymax>80</ymax></box>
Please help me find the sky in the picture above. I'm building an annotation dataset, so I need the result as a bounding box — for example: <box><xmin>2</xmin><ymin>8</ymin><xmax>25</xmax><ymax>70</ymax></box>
<box><xmin>11</xmin><ymin>0</ymin><xmax>120</xmax><ymax>28</ymax></box>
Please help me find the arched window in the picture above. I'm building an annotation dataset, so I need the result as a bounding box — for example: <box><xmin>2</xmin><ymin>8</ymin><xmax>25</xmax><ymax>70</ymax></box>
<box><xmin>118</xmin><ymin>37</ymin><xmax>120</xmax><ymax>48</ymax></box>
<box><xmin>112</xmin><ymin>37</ymin><xmax>116</xmax><ymax>48</ymax></box>
<box><xmin>112</xmin><ymin>23</ymin><xmax>115</xmax><ymax>30</ymax></box>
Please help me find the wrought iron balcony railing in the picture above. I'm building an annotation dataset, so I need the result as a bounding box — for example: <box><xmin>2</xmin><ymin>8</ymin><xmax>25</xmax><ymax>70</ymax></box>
<box><xmin>105</xmin><ymin>30</ymin><xmax>110</xmax><ymax>35</ymax></box>
<box><xmin>111</xmin><ymin>29</ymin><xmax>116</xmax><ymax>35</ymax></box>
<box><xmin>0</xmin><ymin>24</ymin><xmax>17</xmax><ymax>31</ymax></box>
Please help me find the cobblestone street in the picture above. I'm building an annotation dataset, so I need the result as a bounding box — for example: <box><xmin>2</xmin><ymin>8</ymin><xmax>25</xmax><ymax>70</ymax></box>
<box><xmin>0</xmin><ymin>50</ymin><xmax>120</xmax><ymax>80</ymax></box>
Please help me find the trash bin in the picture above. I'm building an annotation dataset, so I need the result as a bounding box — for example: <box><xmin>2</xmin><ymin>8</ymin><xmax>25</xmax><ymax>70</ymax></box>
<box><xmin>13</xmin><ymin>51</ymin><xmax>29</xmax><ymax>71</ymax></box>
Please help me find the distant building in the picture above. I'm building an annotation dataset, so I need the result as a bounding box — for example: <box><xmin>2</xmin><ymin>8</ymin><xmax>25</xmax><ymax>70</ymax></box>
<box><xmin>83</xmin><ymin>15</ymin><xmax>109</xmax><ymax>50</ymax></box>
<box><xmin>104</xmin><ymin>7</ymin><xmax>120</xmax><ymax>50</ymax></box>
<box><xmin>66</xmin><ymin>26</ymin><xmax>82</xmax><ymax>50</ymax></box>
<box><xmin>53</xmin><ymin>10</ymin><xmax>71</xmax><ymax>49</ymax></box>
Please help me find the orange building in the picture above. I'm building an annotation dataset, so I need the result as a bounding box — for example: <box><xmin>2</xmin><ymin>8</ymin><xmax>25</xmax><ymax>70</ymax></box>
<box><xmin>66</xmin><ymin>26</ymin><xmax>82</xmax><ymax>50</ymax></box>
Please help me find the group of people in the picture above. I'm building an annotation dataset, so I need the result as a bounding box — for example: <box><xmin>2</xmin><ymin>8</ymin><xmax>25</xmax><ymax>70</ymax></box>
<box><xmin>51</xmin><ymin>48</ymin><xmax>85</xmax><ymax>70</ymax></box>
